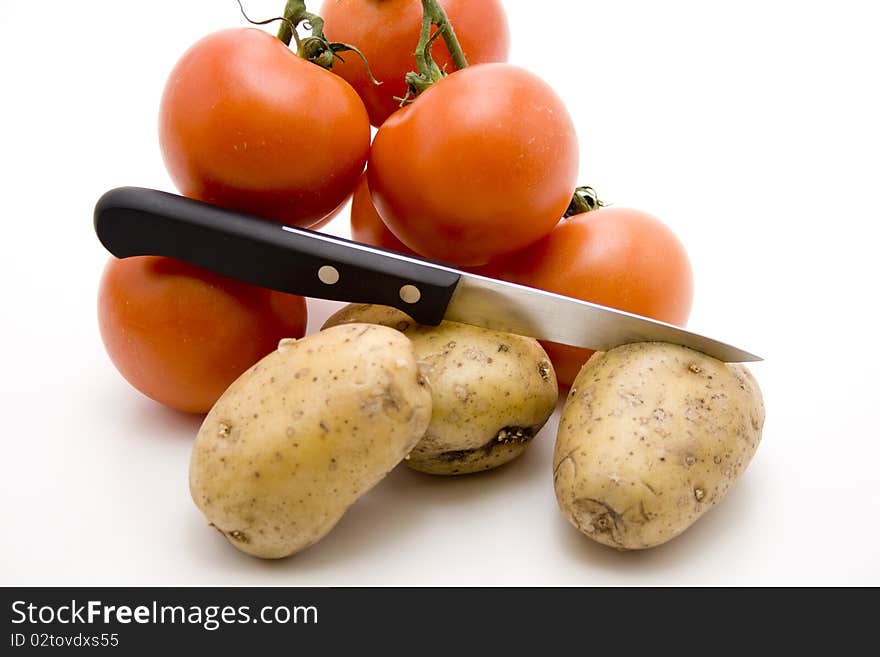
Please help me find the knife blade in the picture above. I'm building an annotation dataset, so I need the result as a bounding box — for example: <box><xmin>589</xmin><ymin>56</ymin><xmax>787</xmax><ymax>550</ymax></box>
<box><xmin>94</xmin><ymin>187</ymin><xmax>761</xmax><ymax>362</ymax></box>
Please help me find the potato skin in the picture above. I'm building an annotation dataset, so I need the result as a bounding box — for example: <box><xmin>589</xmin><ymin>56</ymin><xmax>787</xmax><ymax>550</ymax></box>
<box><xmin>323</xmin><ymin>305</ymin><xmax>558</xmax><ymax>475</ymax></box>
<box><xmin>554</xmin><ymin>342</ymin><xmax>764</xmax><ymax>549</ymax></box>
<box><xmin>189</xmin><ymin>324</ymin><xmax>431</xmax><ymax>558</ymax></box>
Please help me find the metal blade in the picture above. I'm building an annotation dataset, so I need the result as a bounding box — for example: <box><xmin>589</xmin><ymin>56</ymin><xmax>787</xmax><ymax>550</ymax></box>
<box><xmin>444</xmin><ymin>272</ymin><xmax>762</xmax><ymax>362</ymax></box>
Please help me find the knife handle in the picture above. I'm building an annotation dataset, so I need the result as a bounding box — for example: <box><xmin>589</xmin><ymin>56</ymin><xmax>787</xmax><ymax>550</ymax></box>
<box><xmin>93</xmin><ymin>187</ymin><xmax>461</xmax><ymax>325</ymax></box>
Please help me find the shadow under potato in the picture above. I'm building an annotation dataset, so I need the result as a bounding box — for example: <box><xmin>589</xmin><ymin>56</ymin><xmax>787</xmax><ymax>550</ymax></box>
<box><xmin>554</xmin><ymin>475</ymin><xmax>760</xmax><ymax>575</ymax></box>
<box><xmin>275</xmin><ymin>447</ymin><xmax>549</xmax><ymax>568</ymax></box>
<box><xmin>201</xmin><ymin>402</ymin><xmax>563</xmax><ymax>568</ymax></box>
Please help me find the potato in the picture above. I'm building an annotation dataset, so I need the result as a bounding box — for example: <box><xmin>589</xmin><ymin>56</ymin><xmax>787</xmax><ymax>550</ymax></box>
<box><xmin>323</xmin><ymin>304</ymin><xmax>558</xmax><ymax>475</ymax></box>
<box><xmin>189</xmin><ymin>324</ymin><xmax>432</xmax><ymax>558</ymax></box>
<box><xmin>553</xmin><ymin>342</ymin><xmax>764</xmax><ymax>549</ymax></box>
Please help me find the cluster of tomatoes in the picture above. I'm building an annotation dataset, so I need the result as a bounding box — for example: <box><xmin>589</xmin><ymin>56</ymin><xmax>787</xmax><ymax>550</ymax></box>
<box><xmin>98</xmin><ymin>0</ymin><xmax>693</xmax><ymax>414</ymax></box>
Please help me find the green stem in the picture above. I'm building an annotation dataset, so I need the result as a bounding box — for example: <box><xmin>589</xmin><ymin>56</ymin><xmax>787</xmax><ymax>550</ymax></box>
<box><xmin>300</xmin><ymin>12</ymin><xmax>325</xmax><ymax>40</ymax></box>
<box><xmin>404</xmin><ymin>0</ymin><xmax>470</xmax><ymax>97</ymax></box>
<box><xmin>273</xmin><ymin>0</ymin><xmax>381</xmax><ymax>78</ymax></box>
<box><xmin>277</xmin><ymin>0</ymin><xmax>308</xmax><ymax>46</ymax></box>
<box><xmin>413</xmin><ymin>4</ymin><xmax>442</xmax><ymax>86</ymax></box>
<box><xmin>422</xmin><ymin>0</ymin><xmax>468</xmax><ymax>72</ymax></box>
<box><xmin>565</xmin><ymin>187</ymin><xmax>605</xmax><ymax>217</ymax></box>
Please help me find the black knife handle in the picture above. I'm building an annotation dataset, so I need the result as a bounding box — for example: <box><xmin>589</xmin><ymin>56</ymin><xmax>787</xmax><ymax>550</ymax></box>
<box><xmin>93</xmin><ymin>187</ymin><xmax>461</xmax><ymax>325</ymax></box>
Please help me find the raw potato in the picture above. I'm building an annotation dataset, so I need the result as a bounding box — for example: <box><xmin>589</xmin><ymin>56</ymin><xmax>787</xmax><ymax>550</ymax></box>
<box><xmin>189</xmin><ymin>324</ymin><xmax>432</xmax><ymax>559</ymax></box>
<box><xmin>323</xmin><ymin>305</ymin><xmax>558</xmax><ymax>475</ymax></box>
<box><xmin>553</xmin><ymin>342</ymin><xmax>764</xmax><ymax>550</ymax></box>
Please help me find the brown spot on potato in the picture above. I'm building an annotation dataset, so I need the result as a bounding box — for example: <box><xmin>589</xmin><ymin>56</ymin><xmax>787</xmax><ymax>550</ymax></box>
<box><xmin>436</xmin><ymin>425</ymin><xmax>539</xmax><ymax>463</ymax></box>
<box><xmin>573</xmin><ymin>497</ymin><xmax>624</xmax><ymax>546</ymax></box>
<box><xmin>227</xmin><ymin>530</ymin><xmax>250</xmax><ymax>544</ymax></box>
<box><xmin>381</xmin><ymin>385</ymin><xmax>402</xmax><ymax>412</ymax></box>
<box><xmin>539</xmin><ymin>360</ymin><xmax>552</xmax><ymax>381</ymax></box>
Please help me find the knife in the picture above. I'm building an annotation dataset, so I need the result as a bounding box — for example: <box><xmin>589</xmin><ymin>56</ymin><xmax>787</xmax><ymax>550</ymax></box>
<box><xmin>93</xmin><ymin>187</ymin><xmax>761</xmax><ymax>362</ymax></box>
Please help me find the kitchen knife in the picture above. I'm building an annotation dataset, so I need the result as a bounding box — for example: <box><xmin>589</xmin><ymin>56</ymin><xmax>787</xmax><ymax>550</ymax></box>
<box><xmin>94</xmin><ymin>187</ymin><xmax>761</xmax><ymax>362</ymax></box>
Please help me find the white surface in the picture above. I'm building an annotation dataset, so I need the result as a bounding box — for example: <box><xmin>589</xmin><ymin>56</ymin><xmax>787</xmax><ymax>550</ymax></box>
<box><xmin>1</xmin><ymin>0</ymin><xmax>878</xmax><ymax>586</ymax></box>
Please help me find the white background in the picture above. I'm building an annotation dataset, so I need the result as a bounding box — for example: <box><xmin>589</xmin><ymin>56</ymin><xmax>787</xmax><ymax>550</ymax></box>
<box><xmin>1</xmin><ymin>0</ymin><xmax>878</xmax><ymax>586</ymax></box>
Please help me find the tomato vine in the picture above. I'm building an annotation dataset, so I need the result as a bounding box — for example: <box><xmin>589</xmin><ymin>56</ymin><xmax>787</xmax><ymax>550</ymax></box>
<box><xmin>239</xmin><ymin>0</ymin><xmax>380</xmax><ymax>83</ymax></box>
<box><xmin>404</xmin><ymin>0</ymin><xmax>469</xmax><ymax>97</ymax></box>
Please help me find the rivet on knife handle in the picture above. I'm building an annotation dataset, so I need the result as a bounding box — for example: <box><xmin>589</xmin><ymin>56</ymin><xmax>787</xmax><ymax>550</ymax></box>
<box><xmin>93</xmin><ymin>187</ymin><xmax>462</xmax><ymax>325</ymax></box>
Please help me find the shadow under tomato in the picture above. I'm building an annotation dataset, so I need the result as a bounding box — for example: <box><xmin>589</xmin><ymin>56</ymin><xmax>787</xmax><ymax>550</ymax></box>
<box><xmin>119</xmin><ymin>392</ymin><xmax>204</xmax><ymax>440</ymax></box>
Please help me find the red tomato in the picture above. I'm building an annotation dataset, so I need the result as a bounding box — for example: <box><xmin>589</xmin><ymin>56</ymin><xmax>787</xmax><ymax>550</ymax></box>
<box><xmin>349</xmin><ymin>173</ymin><xmax>415</xmax><ymax>254</ymax></box>
<box><xmin>159</xmin><ymin>28</ymin><xmax>370</xmax><ymax>228</ymax></box>
<box><xmin>368</xmin><ymin>64</ymin><xmax>578</xmax><ymax>266</ymax></box>
<box><xmin>98</xmin><ymin>256</ymin><xmax>308</xmax><ymax>414</ymax></box>
<box><xmin>321</xmin><ymin>0</ymin><xmax>510</xmax><ymax>126</ymax></box>
<box><xmin>309</xmin><ymin>191</ymin><xmax>351</xmax><ymax>231</ymax></box>
<box><xmin>495</xmin><ymin>208</ymin><xmax>694</xmax><ymax>387</ymax></box>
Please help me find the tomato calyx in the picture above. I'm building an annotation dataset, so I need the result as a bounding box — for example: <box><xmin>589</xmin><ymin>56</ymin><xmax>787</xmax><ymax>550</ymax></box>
<box><xmin>400</xmin><ymin>0</ymin><xmax>470</xmax><ymax>102</ymax></box>
<box><xmin>565</xmin><ymin>186</ymin><xmax>606</xmax><ymax>218</ymax></box>
<box><xmin>263</xmin><ymin>0</ymin><xmax>380</xmax><ymax>83</ymax></box>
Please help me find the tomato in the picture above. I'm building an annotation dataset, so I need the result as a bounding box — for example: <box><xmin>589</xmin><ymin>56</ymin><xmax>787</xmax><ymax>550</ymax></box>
<box><xmin>368</xmin><ymin>64</ymin><xmax>578</xmax><ymax>266</ymax></box>
<box><xmin>321</xmin><ymin>0</ymin><xmax>510</xmax><ymax>126</ymax></box>
<box><xmin>495</xmin><ymin>208</ymin><xmax>694</xmax><ymax>387</ymax></box>
<box><xmin>159</xmin><ymin>28</ymin><xmax>370</xmax><ymax>228</ymax></box>
<box><xmin>349</xmin><ymin>173</ymin><xmax>415</xmax><ymax>254</ymax></box>
<box><xmin>350</xmin><ymin>173</ymin><xmax>518</xmax><ymax>274</ymax></box>
<box><xmin>309</xmin><ymin>191</ymin><xmax>351</xmax><ymax>231</ymax></box>
<box><xmin>98</xmin><ymin>256</ymin><xmax>308</xmax><ymax>414</ymax></box>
